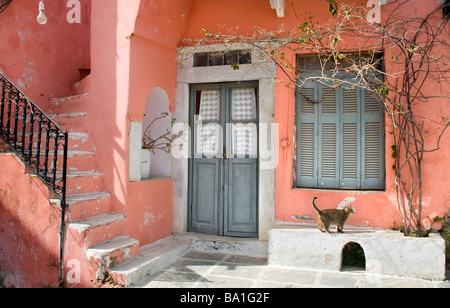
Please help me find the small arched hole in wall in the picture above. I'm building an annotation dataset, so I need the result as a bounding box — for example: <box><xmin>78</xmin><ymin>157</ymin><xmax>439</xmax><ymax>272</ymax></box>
<box><xmin>341</xmin><ymin>242</ymin><xmax>366</xmax><ymax>271</ymax></box>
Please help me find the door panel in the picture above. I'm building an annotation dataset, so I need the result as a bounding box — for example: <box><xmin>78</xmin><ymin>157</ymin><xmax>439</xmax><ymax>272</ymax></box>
<box><xmin>225</xmin><ymin>159</ymin><xmax>258</xmax><ymax>237</ymax></box>
<box><xmin>191</xmin><ymin>159</ymin><xmax>221</xmax><ymax>234</ymax></box>
<box><xmin>189</xmin><ymin>82</ymin><xmax>258</xmax><ymax>238</ymax></box>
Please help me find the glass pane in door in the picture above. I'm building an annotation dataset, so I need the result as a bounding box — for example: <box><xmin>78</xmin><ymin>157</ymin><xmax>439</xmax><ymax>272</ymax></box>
<box><xmin>198</xmin><ymin>90</ymin><xmax>220</xmax><ymax>121</ymax></box>
<box><xmin>195</xmin><ymin>89</ymin><xmax>221</xmax><ymax>156</ymax></box>
<box><xmin>231</xmin><ymin>123</ymin><xmax>257</xmax><ymax>157</ymax></box>
<box><xmin>231</xmin><ymin>88</ymin><xmax>257</xmax><ymax>121</ymax></box>
<box><xmin>195</xmin><ymin>123</ymin><xmax>221</xmax><ymax>156</ymax></box>
<box><xmin>230</xmin><ymin>88</ymin><xmax>258</xmax><ymax>157</ymax></box>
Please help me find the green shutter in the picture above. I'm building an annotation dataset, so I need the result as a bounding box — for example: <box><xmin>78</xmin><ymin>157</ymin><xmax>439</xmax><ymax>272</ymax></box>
<box><xmin>361</xmin><ymin>90</ymin><xmax>385</xmax><ymax>190</ymax></box>
<box><xmin>295</xmin><ymin>75</ymin><xmax>385</xmax><ymax>190</ymax></box>
<box><xmin>318</xmin><ymin>84</ymin><xmax>339</xmax><ymax>188</ymax></box>
<box><xmin>340</xmin><ymin>85</ymin><xmax>361</xmax><ymax>189</ymax></box>
<box><xmin>296</xmin><ymin>81</ymin><xmax>318</xmax><ymax>188</ymax></box>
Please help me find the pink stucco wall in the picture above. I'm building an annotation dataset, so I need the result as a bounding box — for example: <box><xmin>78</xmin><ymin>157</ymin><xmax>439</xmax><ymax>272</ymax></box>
<box><xmin>0</xmin><ymin>0</ymin><xmax>448</xmax><ymax>288</ymax></box>
<box><xmin>0</xmin><ymin>151</ymin><xmax>61</xmax><ymax>288</ymax></box>
<box><xmin>271</xmin><ymin>0</ymin><xmax>449</xmax><ymax>230</ymax></box>
<box><xmin>0</xmin><ymin>0</ymin><xmax>90</xmax><ymax>110</ymax></box>
<box><xmin>87</xmin><ymin>0</ymin><xmax>192</xmax><ymax>246</ymax></box>
<box><xmin>180</xmin><ymin>0</ymin><xmax>450</xmax><ymax>230</ymax></box>
<box><xmin>0</xmin><ymin>0</ymin><xmax>89</xmax><ymax>287</ymax></box>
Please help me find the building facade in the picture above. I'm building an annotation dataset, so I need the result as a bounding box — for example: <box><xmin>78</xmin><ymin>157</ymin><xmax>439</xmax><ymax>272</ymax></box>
<box><xmin>0</xmin><ymin>0</ymin><xmax>448</xmax><ymax>287</ymax></box>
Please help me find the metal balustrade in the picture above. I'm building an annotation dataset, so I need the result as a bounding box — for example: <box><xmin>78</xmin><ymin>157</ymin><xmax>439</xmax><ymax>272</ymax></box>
<box><xmin>0</xmin><ymin>71</ymin><xmax>68</xmax><ymax>206</ymax></box>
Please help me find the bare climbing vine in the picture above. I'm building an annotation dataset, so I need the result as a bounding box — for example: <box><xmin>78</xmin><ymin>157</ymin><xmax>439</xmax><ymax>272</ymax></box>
<box><xmin>182</xmin><ymin>0</ymin><xmax>450</xmax><ymax>236</ymax></box>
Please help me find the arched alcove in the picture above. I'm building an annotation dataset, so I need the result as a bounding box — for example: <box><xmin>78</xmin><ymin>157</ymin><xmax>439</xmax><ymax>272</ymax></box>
<box><xmin>142</xmin><ymin>87</ymin><xmax>172</xmax><ymax>177</ymax></box>
<box><xmin>341</xmin><ymin>242</ymin><xmax>366</xmax><ymax>271</ymax></box>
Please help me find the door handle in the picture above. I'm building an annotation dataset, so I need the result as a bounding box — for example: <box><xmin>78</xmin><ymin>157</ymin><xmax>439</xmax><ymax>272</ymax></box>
<box><xmin>223</xmin><ymin>146</ymin><xmax>227</xmax><ymax>160</ymax></box>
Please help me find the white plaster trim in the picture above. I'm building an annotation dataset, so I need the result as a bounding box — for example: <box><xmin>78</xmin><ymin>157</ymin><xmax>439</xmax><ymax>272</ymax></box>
<box><xmin>269</xmin><ymin>226</ymin><xmax>447</xmax><ymax>281</ymax></box>
<box><xmin>129</xmin><ymin>121</ymin><xmax>143</xmax><ymax>182</ymax></box>
<box><xmin>173</xmin><ymin>45</ymin><xmax>277</xmax><ymax>241</ymax></box>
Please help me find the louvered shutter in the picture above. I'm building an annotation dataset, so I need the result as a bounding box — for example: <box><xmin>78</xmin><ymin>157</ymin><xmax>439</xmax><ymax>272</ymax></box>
<box><xmin>361</xmin><ymin>90</ymin><xmax>385</xmax><ymax>189</ymax></box>
<box><xmin>295</xmin><ymin>75</ymin><xmax>385</xmax><ymax>190</ymax></box>
<box><xmin>340</xmin><ymin>85</ymin><xmax>361</xmax><ymax>189</ymax></box>
<box><xmin>296</xmin><ymin>80</ymin><xmax>317</xmax><ymax>188</ymax></box>
<box><xmin>318</xmin><ymin>84</ymin><xmax>339</xmax><ymax>188</ymax></box>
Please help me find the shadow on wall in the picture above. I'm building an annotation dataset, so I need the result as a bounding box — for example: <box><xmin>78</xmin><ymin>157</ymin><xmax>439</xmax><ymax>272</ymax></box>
<box><xmin>142</xmin><ymin>87</ymin><xmax>172</xmax><ymax>177</ymax></box>
<box><xmin>0</xmin><ymin>153</ymin><xmax>60</xmax><ymax>288</ymax></box>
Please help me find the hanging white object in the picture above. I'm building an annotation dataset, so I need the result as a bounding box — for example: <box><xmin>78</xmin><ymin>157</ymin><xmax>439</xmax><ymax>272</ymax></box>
<box><xmin>270</xmin><ymin>0</ymin><xmax>285</xmax><ymax>18</ymax></box>
<box><xmin>37</xmin><ymin>0</ymin><xmax>47</xmax><ymax>25</ymax></box>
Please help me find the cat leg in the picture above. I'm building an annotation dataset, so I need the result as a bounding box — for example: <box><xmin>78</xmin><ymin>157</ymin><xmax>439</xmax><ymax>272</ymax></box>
<box><xmin>318</xmin><ymin>223</ymin><xmax>326</xmax><ymax>232</ymax></box>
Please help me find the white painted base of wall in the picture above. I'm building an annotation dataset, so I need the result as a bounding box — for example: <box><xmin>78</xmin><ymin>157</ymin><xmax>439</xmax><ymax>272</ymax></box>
<box><xmin>140</xmin><ymin>149</ymin><xmax>151</xmax><ymax>179</ymax></box>
<box><xmin>268</xmin><ymin>225</ymin><xmax>447</xmax><ymax>281</ymax></box>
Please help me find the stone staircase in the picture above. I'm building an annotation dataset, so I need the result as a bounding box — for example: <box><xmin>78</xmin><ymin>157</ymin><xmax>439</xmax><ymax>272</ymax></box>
<box><xmin>46</xmin><ymin>76</ymin><xmax>141</xmax><ymax>287</ymax></box>
<box><xmin>32</xmin><ymin>75</ymin><xmax>270</xmax><ymax>288</ymax></box>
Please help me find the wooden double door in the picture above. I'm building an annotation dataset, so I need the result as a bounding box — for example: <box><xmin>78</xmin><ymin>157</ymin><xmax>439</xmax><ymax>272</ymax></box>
<box><xmin>188</xmin><ymin>82</ymin><xmax>259</xmax><ymax>238</ymax></box>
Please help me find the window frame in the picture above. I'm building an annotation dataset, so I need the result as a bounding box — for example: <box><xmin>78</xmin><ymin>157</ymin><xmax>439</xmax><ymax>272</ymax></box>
<box><xmin>193</xmin><ymin>50</ymin><xmax>252</xmax><ymax>67</ymax></box>
<box><xmin>294</xmin><ymin>72</ymin><xmax>386</xmax><ymax>191</ymax></box>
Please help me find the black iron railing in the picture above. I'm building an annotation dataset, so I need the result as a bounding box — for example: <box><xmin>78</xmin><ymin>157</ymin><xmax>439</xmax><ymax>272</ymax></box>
<box><xmin>0</xmin><ymin>71</ymin><xmax>68</xmax><ymax>206</ymax></box>
<box><xmin>0</xmin><ymin>0</ymin><xmax>13</xmax><ymax>15</ymax></box>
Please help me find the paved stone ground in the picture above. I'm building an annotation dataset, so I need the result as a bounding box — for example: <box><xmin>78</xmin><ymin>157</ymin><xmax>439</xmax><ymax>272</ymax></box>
<box><xmin>133</xmin><ymin>250</ymin><xmax>450</xmax><ymax>288</ymax></box>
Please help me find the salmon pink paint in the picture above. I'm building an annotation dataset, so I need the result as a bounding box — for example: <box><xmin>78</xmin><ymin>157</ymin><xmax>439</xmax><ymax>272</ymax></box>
<box><xmin>0</xmin><ymin>0</ymin><xmax>448</xmax><ymax>288</ymax></box>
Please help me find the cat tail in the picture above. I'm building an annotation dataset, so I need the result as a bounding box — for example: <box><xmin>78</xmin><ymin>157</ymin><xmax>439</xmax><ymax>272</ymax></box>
<box><xmin>311</xmin><ymin>197</ymin><xmax>321</xmax><ymax>214</ymax></box>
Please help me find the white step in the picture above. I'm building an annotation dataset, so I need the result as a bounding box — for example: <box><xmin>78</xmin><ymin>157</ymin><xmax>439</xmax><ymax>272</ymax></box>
<box><xmin>64</xmin><ymin>170</ymin><xmax>102</xmax><ymax>177</ymax></box>
<box><xmin>87</xmin><ymin>236</ymin><xmax>139</xmax><ymax>256</ymax></box>
<box><xmin>68</xmin><ymin>213</ymin><xmax>125</xmax><ymax>233</ymax></box>
<box><xmin>86</xmin><ymin>236</ymin><xmax>140</xmax><ymax>282</ymax></box>
<box><xmin>65</xmin><ymin>191</ymin><xmax>111</xmax><ymax>205</ymax></box>
<box><xmin>49</xmin><ymin>93</ymin><xmax>90</xmax><ymax>105</ymax></box>
<box><xmin>109</xmin><ymin>236</ymin><xmax>191</xmax><ymax>287</ymax></box>
<box><xmin>51</xmin><ymin>191</ymin><xmax>110</xmax><ymax>206</ymax></box>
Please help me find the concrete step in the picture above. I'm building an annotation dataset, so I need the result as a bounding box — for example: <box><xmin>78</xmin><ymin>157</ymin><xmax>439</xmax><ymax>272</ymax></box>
<box><xmin>66</xmin><ymin>191</ymin><xmax>112</xmax><ymax>221</ymax></box>
<box><xmin>48</xmin><ymin>93</ymin><xmax>90</xmax><ymax>114</ymax></box>
<box><xmin>72</xmin><ymin>74</ymin><xmax>91</xmax><ymax>95</ymax></box>
<box><xmin>66</xmin><ymin>151</ymin><xmax>98</xmax><ymax>172</ymax></box>
<box><xmin>109</xmin><ymin>236</ymin><xmax>192</xmax><ymax>287</ymax></box>
<box><xmin>16</xmin><ymin>131</ymin><xmax>94</xmax><ymax>153</ymax></box>
<box><xmin>67</xmin><ymin>213</ymin><xmax>127</xmax><ymax>250</ymax></box>
<box><xmin>86</xmin><ymin>236</ymin><xmax>140</xmax><ymax>283</ymax></box>
<box><xmin>48</xmin><ymin>113</ymin><xmax>88</xmax><ymax>133</ymax></box>
<box><xmin>184</xmin><ymin>233</ymin><xmax>268</xmax><ymax>258</ymax></box>
<box><xmin>67</xmin><ymin>132</ymin><xmax>94</xmax><ymax>152</ymax></box>
<box><xmin>33</xmin><ymin>150</ymin><xmax>97</xmax><ymax>172</ymax></box>
<box><xmin>64</xmin><ymin>213</ymin><xmax>128</xmax><ymax>287</ymax></box>
<box><xmin>65</xmin><ymin>170</ymin><xmax>103</xmax><ymax>195</ymax></box>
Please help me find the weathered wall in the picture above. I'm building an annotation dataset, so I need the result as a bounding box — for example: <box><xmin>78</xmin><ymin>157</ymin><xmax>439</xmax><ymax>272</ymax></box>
<box><xmin>180</xmin><ymin>0</ymin><xmax>450</xmax><ymax>231</ymax></box>
<box><xmin>0</xmin><ymin>0</ymin><xmax>90</xmax><ymax>110</ymax></box>
<box><xmin>0</xmin><ymin>1</ymin><xmax>448</xmax><ymax>289</ymax></box>
<box><xmin>0</xmin><ymin>152</ymin><xmax>61</xmax><ymax>288</ymax></box>
<box><xmin>273</xmin><ymin>0</ymin><xmax>450</xmax><ymax>230</ymax></box>
<box><xmin>88</xmin><ymin>0</ymin><xmax>192</xmax><ymax>246</ymax></box>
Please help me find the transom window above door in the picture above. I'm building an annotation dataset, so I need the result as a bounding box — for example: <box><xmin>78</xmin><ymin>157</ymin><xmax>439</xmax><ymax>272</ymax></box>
<box><xmin>194</xmin><ymin>50</ymin><xmax>252</xmax><ymax>67</ymax></box>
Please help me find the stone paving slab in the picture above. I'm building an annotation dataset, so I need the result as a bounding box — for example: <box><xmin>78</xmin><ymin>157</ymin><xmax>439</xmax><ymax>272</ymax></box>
<box><xmin>133</xmin><ymin>250</ymin><xmax>450</xmax><ymax>288</ymax></box>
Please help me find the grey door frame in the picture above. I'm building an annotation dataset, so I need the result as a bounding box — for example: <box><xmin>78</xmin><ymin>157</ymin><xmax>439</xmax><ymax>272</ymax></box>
<box><xmin>188</xmin><ymin>81</ymin><xmax>259</xmax><ymax>237</ymax></box>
